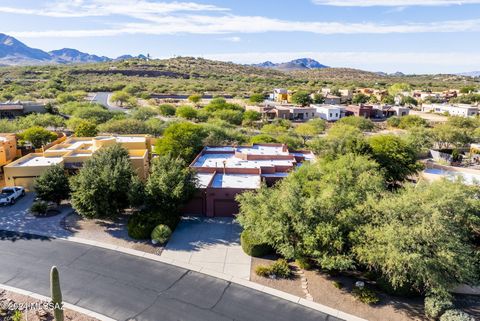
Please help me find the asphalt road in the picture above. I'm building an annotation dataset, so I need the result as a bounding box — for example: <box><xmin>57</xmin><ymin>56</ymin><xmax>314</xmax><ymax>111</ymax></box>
<box><xmin>0</xmin><ymin>231</ymin><xmax>342</xmax><ymax>321</ymax></box>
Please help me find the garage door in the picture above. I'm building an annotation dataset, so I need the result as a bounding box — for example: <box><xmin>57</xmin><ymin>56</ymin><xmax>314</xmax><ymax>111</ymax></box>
<box><xmin>214</xmin><ymin>200</ymin><xmax>239</xmax><ymax>217</ymax></box>
<box><xmin>13</xmin><ymin>177</ymin><xmax>36</xmax><ymax>191</ymax></box>
<box><xmin>182</xmin><ymin>197</ymin><xmax>205</xmax><ymax>216</ymax></box>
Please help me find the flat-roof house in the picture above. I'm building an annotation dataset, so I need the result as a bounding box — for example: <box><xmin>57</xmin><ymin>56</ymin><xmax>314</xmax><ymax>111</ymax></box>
<box><xmin>324</xmin><ymin>94</ymin><xmax>342</xmax><ymax>105</ymax></box>
<box><xmin>183</xmin><ymin>144</ymin><xmax>314</xmax><ymax>217</ymax></box>
<box><xmin>4</xmin><ymin>135</ymin><xmax>152</xmax><ymax>190</ymax></box>
<box><xmin>0</xmin><ymin>101</ymin><xmax>47</xmax><ymax>119</ymax></box>
<box><xmin>313</xmin><ymin>104</ymin><xmax>342</xmax><ymax>121</ymax></box>
<box><xmin>345</xmin><ymin>104</ymin><xmax>374</xmax><ymax>118</ymax></box>
<box><xmin>373</xmin><ymin>105</ymin><xmax>410</xmax><ymax>118</ymax></box>
<box><xmin>421</xmin><ymin>104</ymin><xmax>478</xmax><ymax>117</ymax></box>
<box><xmin>273</xmin><ymin>89</ymin><xmax>288</xmax><ymax>103</ymax></box>
<box><xmin>0</xmin><ymin>134</ymin><xmax>17</xmax><ymax>167</ymax></box>
<box><xmin>288</xmin><ymin>106</ymin><xmax>316</xmax><ymax>121</ymax></box>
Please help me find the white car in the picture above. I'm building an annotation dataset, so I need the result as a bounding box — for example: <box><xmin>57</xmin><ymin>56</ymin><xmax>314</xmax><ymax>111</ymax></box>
<box><xmin>0</xmin><ymin>186</ymin><xmax>25</xmax><ymax>205</ymax></box>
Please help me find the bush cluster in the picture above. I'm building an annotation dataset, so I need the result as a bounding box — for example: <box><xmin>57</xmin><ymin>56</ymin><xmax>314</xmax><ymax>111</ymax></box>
<box><xmin>151</xmin><ymin>224</ymin><xmax>172</xmax><ymax>244</ymax></box>
<box><xmin>240</xmin><ymin>230</ymin><xmax>273</xmax><ymax>257</ymax></box>
<box><xmin>424</xmin><ymin>294</ymin><xmax>454</xmax><ymax>319</ymax></box>
<box><xmin>30</xmin><ymin>201</ymin><xmax>48</xmax><ymax>215</ymax></box>
<box><xmin>351</xmin><ymin>287</ymin><xmax>380</xmax><ymax>305</ymax></box>
<box><xmin>255</xmin><ymin>259</ymin><xmax>291</xmax><ymax>279</ymax></box>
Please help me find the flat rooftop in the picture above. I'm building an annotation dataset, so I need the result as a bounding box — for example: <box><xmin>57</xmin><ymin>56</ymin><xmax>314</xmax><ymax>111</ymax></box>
<box><xmin>211</xmin><ymin>173</ymin><xmax>261</xmax><ymax>189</ymax></box>
<box><xmin>236</xmin><ymin>145</ymin><xmax>288</xmax><ymax>156</ymax></box>
<box><xmin>13</xmin><ymin>156</ymin><xmax>63</xmax><ymax>167</ymax></box>
<box><xmin>196</xmin><ymin>172</ymin><xmax>215</xmax><ymax>188</ymax></box>
<box><xmin>193</xmin><ymin>153</ymin><xmax>294</xmax><ymax>169</ymax></box>
<box><xmin>114</xmin><ymin>136</ymin><xmax>146</xmax><ymax>143</ymax></box>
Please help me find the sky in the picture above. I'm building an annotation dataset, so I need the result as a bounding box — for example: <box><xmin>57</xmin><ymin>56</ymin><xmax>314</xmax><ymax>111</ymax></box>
<box><xmin>1</xmin><ymin>0</ymin><xmax>480</xmax><ymax>74</ymax></box>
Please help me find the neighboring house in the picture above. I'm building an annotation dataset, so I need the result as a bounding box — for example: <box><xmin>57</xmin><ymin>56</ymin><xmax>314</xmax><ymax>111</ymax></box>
<box><xmin>0</xmin><ymin>101</ymin><xmax>47</xmax><ymax>119</ymax></box>
<box><xmin>4</xmin><ymin>135</ymin><xmax>152</xmax><ymax>190</ymax></box>
<box><xmin>313</xmin><ymin>104</ymin><xmax>342</xmax><ymax>121</ymax></box>
<box><xmin>0</xmin><ymin>134</ymin><xmax>17</xmax><ymax>167</ymax></box>
<box><xmin>373</xmin><ymin>105</ymin><xmax>410</xmax><ymax>118</ymax></box>
<box><xmin>421</xmin><ymin>104</ymin><xmax>478</xmax><ymax>117</ymax></box>
<box><xmin>183</xmin><ymin>144</ymin><xmax>315</xmax><ymax>217</ymax></box>
<box><xmin>273</xmin><ymin>88</ymin><xmax>288</xmax><ymax>103</ymax></box>
<box><xmin>288</xmin><ymin>106</ymin><xmax>316</xmax><ymax>121</ymax></box>
<box><xmin>345</xmin><ymin>104</ymin><xmax>374</xmax><ymax>118</ymax></box>
<box><xmin>324</xmin><ymin>94</ymin><xmax>342</xmax><ymax>105</ymax></box>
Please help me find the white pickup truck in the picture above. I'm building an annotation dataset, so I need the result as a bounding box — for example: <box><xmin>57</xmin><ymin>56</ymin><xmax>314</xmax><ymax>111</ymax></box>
<box><xmin>0</xmin><ymin>186</ymin><xmax>25</xmax><ymax>205</ymax></box>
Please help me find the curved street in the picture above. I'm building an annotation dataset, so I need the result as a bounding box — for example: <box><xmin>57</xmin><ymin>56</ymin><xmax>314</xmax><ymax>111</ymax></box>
<box><xmin>0</xmin><ymin>231</ymin><xmax>343</xmax><ymax>321</ymax></box>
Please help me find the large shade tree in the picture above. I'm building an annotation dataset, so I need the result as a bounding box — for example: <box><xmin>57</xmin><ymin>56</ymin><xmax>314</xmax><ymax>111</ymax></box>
<box><xmin>70</xmin><ymin>144</ymin><xmax>138</xmax><ymax>218</ymax></box>
<box><xmin>237</xmin><ymin>154</ymin><xmax>386</xmax><ymax>270</ymax></box>
<box><xmin>34</xmin><ymin>164</ymin><xmax>70</xmax><ymax>204</ymax></box>
<box><xmin>353</xmin><ymin>180</ymin><xmax>480</xmax><ymax>295</ymax></box>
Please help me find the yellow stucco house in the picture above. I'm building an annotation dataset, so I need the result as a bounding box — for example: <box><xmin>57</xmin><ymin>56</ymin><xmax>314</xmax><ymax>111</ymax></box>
<box><xmin>4</xmin><ymin>135</ymin><xmax>152</xmax><ymax>190</ymax></box>
<box><xmin>0</xmin><ymin>133</ymin><xmax>17</xmax><ymax>167</ymax></box>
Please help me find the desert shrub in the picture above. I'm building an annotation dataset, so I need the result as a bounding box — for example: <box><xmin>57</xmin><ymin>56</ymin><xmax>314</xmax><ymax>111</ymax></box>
<box><xmin>439</xmin><ymin>310</ymin><xmax>475</xmax><ymax>321</ymax></box>
<box><xmin>386</xmin><ymin>116</ymin><xmax>401</xmax><ymax>128</ymax></box>
<box><xmin>127</xmin><ymin>213</ymin><xmax>157</xmax><ymax>240</ymax></box>
<box><xmin>30</xmin><ymin>201</ymin><xmax>48</xmax><ymax>215</ymax></box>
<box><xmin>255</xmin><ymin>265</ymin><xmax>271</xmax><ymax>277</ymax></box>
<box><xmin>151</xmin><ymin>224</ymin><xmax>172</xmax><ymax>244</ymax></box>
<box><xmin>270</xmin><ymin>259</ymin><xmax>291</xmax><ymax>278</ymax></box>
<box><xmin>158</xmin><ymin>104</ymin><xmax>176</xmax><ymax>116</ymax></box>
<box><xmin>425</xmin><ymin>294</ymin><xmax>454</xmax><ymax>319</ymax></box>
<box><xmin>240</xmin><ymin>230</ymin><xmax>274</xmax><ymax>257</ymax></box>
<box><xmin>295</xmin><ymin>257</ymin><xmax>312</xmax><ymax>270</ymax></box>
<box><xmin>351</xmin><ymin>287</ymin><xmax>380</xmax><ymax>305</ymax></box>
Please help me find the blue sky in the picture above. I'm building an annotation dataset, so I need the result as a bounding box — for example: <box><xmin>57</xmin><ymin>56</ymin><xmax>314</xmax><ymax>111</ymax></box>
<box><xmin>1</xmin><ymin>0</ymin><xmax>480</xmax><ymax>73</ymax></box>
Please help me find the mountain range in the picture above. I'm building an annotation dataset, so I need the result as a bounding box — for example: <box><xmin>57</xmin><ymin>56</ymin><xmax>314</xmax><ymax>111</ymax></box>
<box><xmin>252</xmin><ymin>58</ymin><xmax>328</xmax><ymax>71</ymax></box>
<box><xmin>0</xmin><ymin>33</ymin><xmax>146</xmax><ymax>65</ymax></box>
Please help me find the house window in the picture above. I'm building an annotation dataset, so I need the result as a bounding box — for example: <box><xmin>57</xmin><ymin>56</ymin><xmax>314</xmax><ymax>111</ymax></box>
<box><xmin>329</xmin><ymin>113</ymin><xmax>332</xmax><ymax>117</ymax></box>
<box><xmin>335</xmin><ymin>113</ymin><xmax>338</xmax><ymax>117</ymax></box>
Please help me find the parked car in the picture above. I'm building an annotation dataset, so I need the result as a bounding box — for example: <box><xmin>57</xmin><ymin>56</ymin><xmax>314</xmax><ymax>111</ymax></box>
<box><xmin>0</xmin><ymin>186</ymin><xmax>25</xmax><ymax>205</ymax></box>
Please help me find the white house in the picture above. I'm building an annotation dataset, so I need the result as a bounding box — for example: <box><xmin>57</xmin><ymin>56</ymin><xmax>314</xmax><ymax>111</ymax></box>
<box><xmin>313</xmin><ymin>104</ymin><xmax>342</xmax><ymax>121</ymax></box>
<box><xmin>421</xmin><ymin>104</ymin><xmax>478</xmax><ymax>117</ymax></box>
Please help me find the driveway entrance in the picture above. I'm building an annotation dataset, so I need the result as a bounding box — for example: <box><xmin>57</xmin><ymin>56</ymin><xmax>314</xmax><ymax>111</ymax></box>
<box><xmin>161</xmin><ymin>217</ymin><xmax>251</xmax><ymax>280</ymax></box>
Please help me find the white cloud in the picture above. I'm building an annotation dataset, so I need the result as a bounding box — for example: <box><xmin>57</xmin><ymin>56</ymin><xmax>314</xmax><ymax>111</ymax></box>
<box><xmin>8</xmin><ymin>16</ymin><xmax>480</xmax><ymax>38</ymax></box>
<box><xmin>201</xmin><ymin>51</ymin><xmax>480</xmax><ymax>74</ymax></box>
<box><xmin>220</xmin><ymin>36</ymin><xmax>241</xmax><ymax>42</ymax></box>
<box><xmin>312</xmin><ymin>0</ymin><xmax>480</xmax><ymax>6</ymax></box>
<box><xmin>0</xmin><ymin>0</ymin><xmax>227</xmax><ymax>18</ymax></box>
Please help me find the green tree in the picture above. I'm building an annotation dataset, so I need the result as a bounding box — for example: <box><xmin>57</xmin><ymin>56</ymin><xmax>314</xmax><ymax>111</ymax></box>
<box><xmin>388</xmin><ymin>83</ymin><xmax>411</xmax><ymax>96</ymax></box>
<box><xmin>145</xmin><ymin>154</ymin><xmax>196</xmax><ymax>213</ymax></box>
<box><xmin>381</xmin><ymin>95</ymin><xmax>395</xmax><ymax>105</ymax></box>
<box><xmin>291</xmin><ymin>91</ymin><xmax>312</xmax><ymax>106</ymax></box>
<box><xmin>432</xmin><ymin>124</ymin><xmax>473</xmax><ymax>149</ymax></box>
<box><xmin>110</xmin><ymin>91</ymin><xmax>132</xmax><ymax>107</ymax></box>
<box><xmin>237</xmin><ymin>154</ymin><xmax>386</xmax><ymax>270</ymax></box>
<box><xmin>294</xmin><ymin>121</ymin><xmax>324</xmax><ymax>144</ymax></box>
<box><xmin>70</xmin><ymin>144</ymin><xmax>138</xmax><ymax>218</ymax></box>
<box><xmin>368</xmin><ymin>134</ymin><xmax>423</xmax><ymax>183</ymax></box>
<box><xmin>213</xmin><ymin>109</ymin><xmax>243</xmax><ymax>125</ymax></box>
<box><xmin>353</xmin><ymin>180</ymin><xmax>480</xmax><ymax>295</ymax></box>
<box><xmin>34</xmin><ymin>164</ymin><xmax>70</xmax><ymax>204</ymax></box>
<box><xmin>242</xmin><ymin>110</ymin><xmax>262</xmax><ymax>126</ymax></box>
<box><xmin>312</xmin><ymin>93</ymin><xmax>325</xmax><ymax>104</ymax></box>
<box><xmin>396</xmin><ymin>115</ymin><xmax>428</xmax><ymax>129</ymax></box>
<box><xmin>175</xmin><ymin>105</ymin><xmax>198</xmax><ymax>120</ymax></box>
<box><xmin>75</xmin><ymin>120</ymin><xmax>98</xmax><ymax>137</ymax></box>
<box><xmin>352</xmin><ymin>93</ymin><xmax>369</xmax><ymax>104</ymax></box>
<box><xmin>188</xmin><ymin>94</ymin><xmax>202</xmax><ymax>105</ymax></box>
<box><xmin>131</xmin><ymin>107</ymin><xmax>158</xmax><ymax>121</ymax></box>
<box><xmin>158</xmin><ymin>104</ymin><xmax>176</xmax><ymax>116</ymax></box>
<box><xmin>97</xmin><ymin>119</ymin><xmax>149</xmax><ymax>135</ymax></box>
<box><xmin>249</xmin><ymin>93</ymin><xmax>265</xmax><ymax>104</ymax></box>
<box><xmin>154</xmin><ymin>122</ymin><xmax>207</xmax><ymax>162</ymax></box>
<box><xmin>400</xmin><ymin>96</ymin><xmax>418</xmax><ymax>107</ymax></box>
<box><xmin>249</xmin><ymin>134</ymin><xmax>278</xmax><ymax>144</ymax></box>
<box><xmin>20</xmin><ymin>126</ymin><xmax>57</xmax><ymax>148</ymax></box>
<box><xmin>337</xmin><ymin>116</ymin><xmax>374</xmax><ymax>131</ymax></box>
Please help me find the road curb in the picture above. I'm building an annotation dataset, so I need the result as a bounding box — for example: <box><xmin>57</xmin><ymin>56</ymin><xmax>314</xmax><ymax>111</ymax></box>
<box><xmin>0</xmin><ymin>283</ymin><xmax>116</xmax><ymax>321</ymax></box>
<box><xmin>1</xmin><ymin>228</ymin><xmax>368</xmax><ymax>321</ymax></box>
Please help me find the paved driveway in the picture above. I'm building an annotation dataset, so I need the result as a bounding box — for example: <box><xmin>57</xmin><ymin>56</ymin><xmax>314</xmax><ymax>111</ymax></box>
<box><xmin>0</xmin><ymin>192</ymin><xmax>71</xmax><ymax>238</ymax></box>
<box><xmin>161</xmin><ymin>217</ymin><xmax>252</xmax><ymax>280</ymax></box>
<box><xmin>0</xmin><ymin>231</ymin><xmax>342</xmax><ymax>321</ymax></box>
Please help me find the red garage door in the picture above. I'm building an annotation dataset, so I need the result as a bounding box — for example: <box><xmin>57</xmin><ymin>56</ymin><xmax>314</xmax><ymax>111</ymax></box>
<box><xmin>214</xmin><ymin>200</ymin><xmax>239</xmax><ymax>217</ymax></box>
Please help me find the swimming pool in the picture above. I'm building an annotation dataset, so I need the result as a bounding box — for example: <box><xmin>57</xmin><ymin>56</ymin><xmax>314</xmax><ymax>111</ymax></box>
<box><xmin>423</xmin><ymin>168</ymin><xmax>480</xmax><ymax>185</ymax></box>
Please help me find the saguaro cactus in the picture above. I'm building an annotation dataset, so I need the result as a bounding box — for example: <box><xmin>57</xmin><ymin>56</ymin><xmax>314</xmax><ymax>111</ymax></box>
<box><xmin>50</xmin><ymin>266</ymin><xmax>64</xmax><ymax>321</ymax></box>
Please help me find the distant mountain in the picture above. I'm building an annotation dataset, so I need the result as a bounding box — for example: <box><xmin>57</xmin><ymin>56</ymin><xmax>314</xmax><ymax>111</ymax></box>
<box><xmin>457</xmin><ymin>71</ymin><xmax>480</xmax><ymax>77</ymax></box>
<box><xmin>49</xmin><ymin>48</ymin><xmax>111</xmax><ymax>63</ymax></box>
<box><xmin>115</xmin><ymin>54</ymin><xmax>148</xmax><ymax>61</ymax></box>
<box><xmin>0</xmin><ymin>33</ymin><xmax>147</xmax><ymax>66</ymax></box>
<box><xmin>252</xmin><ymin>58</ymin><xmax>328</xmax><ymax>71</ymax></box>
<box><xmin>0</xmin><ymin>33</ymin><xmax>51</xmax><ymax>65</ymax></box>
